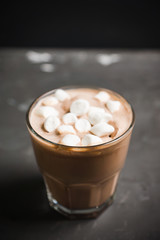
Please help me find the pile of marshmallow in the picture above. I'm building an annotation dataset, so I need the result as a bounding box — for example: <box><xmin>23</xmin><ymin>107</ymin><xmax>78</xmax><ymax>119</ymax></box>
<box><xmin>35</xmin><ymin>89</ymin><xmax>121</xmax><ymax>146</ymax></box>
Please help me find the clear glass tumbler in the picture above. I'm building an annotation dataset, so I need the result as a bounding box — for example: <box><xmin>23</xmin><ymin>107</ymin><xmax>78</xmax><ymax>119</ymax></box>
<box><xmin>26</xmin><ymin>87</ymin><xmax>135</xmax><ymax>219</ymax></box>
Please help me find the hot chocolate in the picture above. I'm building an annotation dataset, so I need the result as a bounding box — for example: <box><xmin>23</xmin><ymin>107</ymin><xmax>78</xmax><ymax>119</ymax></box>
<box><xmin>26</xmin><ymin>87</ymin><xmax>134</xmax><ymax>218</ymax></box>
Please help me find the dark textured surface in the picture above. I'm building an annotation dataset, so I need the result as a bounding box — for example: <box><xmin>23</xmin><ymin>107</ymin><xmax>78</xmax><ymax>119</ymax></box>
<box><xmin>0</xmin><ymin>49</ymin><xmax>160</xmax><ymax>240</ymax></box>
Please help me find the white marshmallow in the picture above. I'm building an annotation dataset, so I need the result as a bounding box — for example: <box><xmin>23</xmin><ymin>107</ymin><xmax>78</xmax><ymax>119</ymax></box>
<box><xmin>44</xmin><ymin>116</ymin><xmax>60</xmax><ymax>132</ymax></box>
<box><xmin>61</xmin><ymin>134</ymin><xmax>81</xmax><ymax>146</ymax></box>
<box><xmin>42</xmin><ymin>96</ymin><xmax>59</xmax><ymax>106</ymax></box>
<box><xmin>88</xmin><ymin>111</ymin><xmax>112</xmax><ymax>125</ymax></box>
<box><xmin>106</xmin><ymin>100</ymin><xmax>121</xmax><ymax>113</ymax></box>
<box><xmin>57</xmin><ymin>125</ymin><xmax>76</xmax><ymax>134</ymax></box>
<box><xmin>75</xmin><ymin>119</ymin><xmax>91</xmax><ymax>133</ymax></box>
<box><xmin>88</xmin><ymin>111</ymin><xmax>101</xmax><ymax>125</ymax></box>
<box><xmin>70</xmin><ymin>99</ymin><xmax>90</xmax><ymax>116</ymax></box>
<box><xmin>89</xmin><ymin>106</ymin><xmax>105</xmax><ymax>114</ymax></box>
<box><xmin>103</xmin><ymin>113</ymin><xmax>113</xmax><ymax>122</ymax></box>
<box><xmin>55</xmin><ymin>89</ymin><xmax>70</xmax><ymax>101</ymax></box>
<box><xmin>35</xmin><ymin>106</ymin><xmax>59</xmax><ymax>118</ymax></box>
<box><xmin>62</xmin><ymin>113</ymin><xmax>78</xmax><ymax>124</ymax></box>
<box><xmin>82</xmin><ymin>134</ymin><xmax>103</xmax><ymax>146</ymax></box>
<box><xmin>90</xmin><ymin>122</ymin><xmax>114</xmax><ymax>137</ymax></box>
<box><xmin>95</xmin><ymin>91</ymin><xmax>110</xmax><ymax>102</ymax></box>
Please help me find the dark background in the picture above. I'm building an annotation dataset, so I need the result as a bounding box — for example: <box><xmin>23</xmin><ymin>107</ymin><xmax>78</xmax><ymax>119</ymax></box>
<box><xmin>1</xmin><ymin>1</ymin><xmax>160</xmax><ymax>48</ymax></box>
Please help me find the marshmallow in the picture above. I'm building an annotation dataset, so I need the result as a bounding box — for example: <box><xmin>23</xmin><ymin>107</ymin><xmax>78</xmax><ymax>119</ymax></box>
<box><xmin>35</xmin><ymin>106</ymin><xmax>59</xmax><ymax>118</ymax></box>
<box><xmin>88</xmin><ymin>110</ymin><xmax>112</xmax><ymax>125</ymax></box>
<box><xmin>75</xmin><ymin>119</ymin><xmax>91</xmax><ymax>133</ymax></box>
<box><xmin>42</xmin><ymin>96</ymin><xmax>59</xmax><ymax>106</ymax></box>
<box><xmin>70</xmin><ymin>99</ymin><xmax>90</xmax><ymax>116</ymax></box>
<box><xmin>95</xmin><ymin>91</ymin><xmax>110</xmax><ymax>102</ymax></box>
<box><xmin>57</xmin><ymin>125</ymin><xmax>76</xmax><ymax>134</ymax></box>
<box><xmin>82</xmin><ymin>134</ymin><xmax>103</xmax><ymax>146</ymax></box>
<box><xmin>61</xmin><ymin>134</ymin><xmax>81</xmax><ymax>146</ymax></box>
<box><xmin>106</xmin><ymin>100</ymin><xmax>121</xmax><ymax>113</ymax></box>
<box><xmin>103</xmin><ymin>113</ymin><xmax>113</xmax><ymax>122</ymax></box>
<box><xmin>44</xmin><ymin>116</ymin><xmax>60</xmax><ymax>132</ymax></box>
<box><xmin>55</xmin><ymin>89</ymin><xmax>70</xmax><ymax>101</ymax></box>
<box><xmin>90</xmin><ymin>122</ymin><xmax>115</xmax><ymax>137</ymax></box>
<box><xmin>62</xmin><ymin>113</ymin><xmax>78</xmax><ymax>124</ymax></box>
<box><xmin>89</xmin><ymin>106</ymin><xmax>105</xmax><ymax>114</ymax></box>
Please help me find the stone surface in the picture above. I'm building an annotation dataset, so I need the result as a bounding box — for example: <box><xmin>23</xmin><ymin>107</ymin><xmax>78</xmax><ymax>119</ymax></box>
<box><xmin>0</xmin><ymin>49</ymin><xmax>160</xmax><ymax>240</ymax></box>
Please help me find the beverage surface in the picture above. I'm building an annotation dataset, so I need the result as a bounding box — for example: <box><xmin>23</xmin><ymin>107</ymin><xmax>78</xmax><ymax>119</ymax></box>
<box><xmin>29</xmin><ymin>88</ymin><xmax>133</xmax><ymax>146</ymax></box>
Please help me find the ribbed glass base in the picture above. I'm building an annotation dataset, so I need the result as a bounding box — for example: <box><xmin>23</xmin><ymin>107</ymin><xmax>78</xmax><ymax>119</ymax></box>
<box><xmin>48</xmin><ymin>194</ymin><xmax>114</xmax><ymax>219</ymax></box>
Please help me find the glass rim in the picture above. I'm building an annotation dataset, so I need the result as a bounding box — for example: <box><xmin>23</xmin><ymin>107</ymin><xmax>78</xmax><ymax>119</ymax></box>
<box><xmin>26</xmin><ymin>86</ymin><xmax>135</xmax><ymax>150</ymax></box>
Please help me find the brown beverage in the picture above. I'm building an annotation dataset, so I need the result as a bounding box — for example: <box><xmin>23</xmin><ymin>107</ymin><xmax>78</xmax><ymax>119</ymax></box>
<box><xmin>26</xmin><ymin>87</ymin><xmax>135</xmax><ymax>218</ymax></box>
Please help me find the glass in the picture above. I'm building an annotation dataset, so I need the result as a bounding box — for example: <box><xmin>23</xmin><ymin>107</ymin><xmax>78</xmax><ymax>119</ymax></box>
<box><xmin>26</xmin><ymin>87</ymin><xmax>135</xmax><ymax>219</ymax></box>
